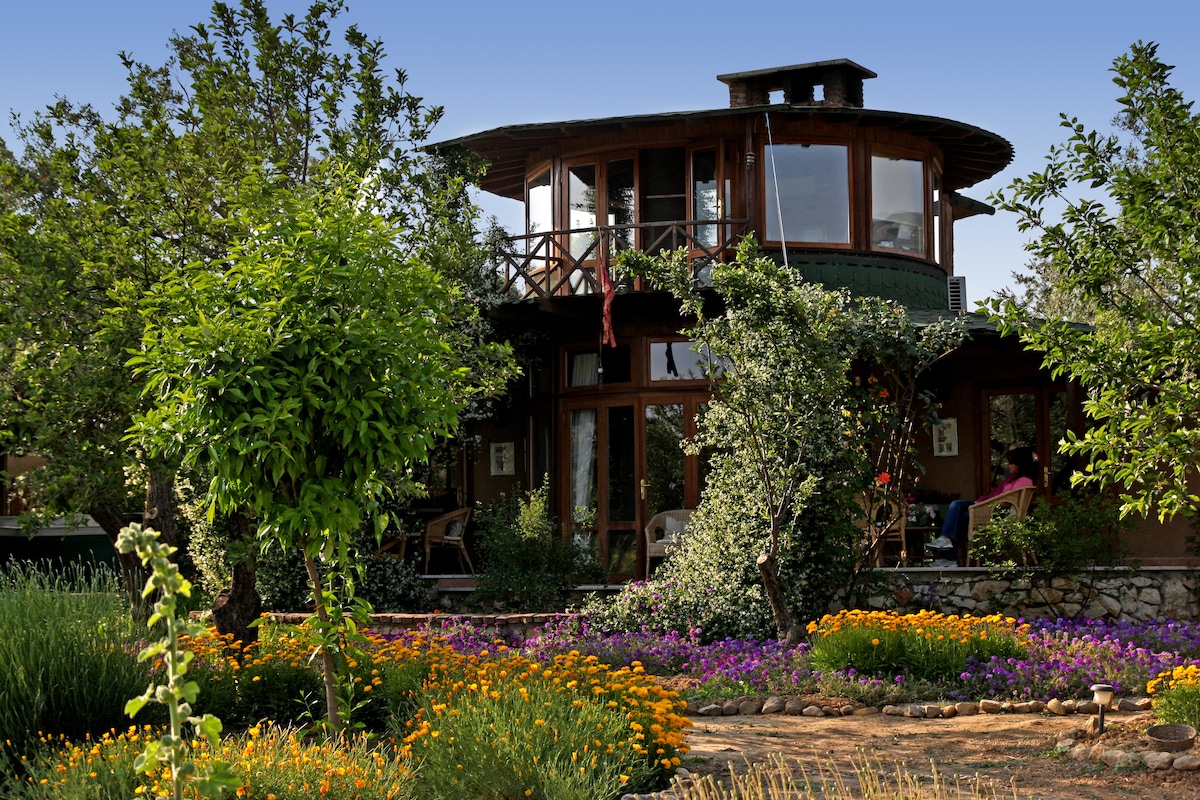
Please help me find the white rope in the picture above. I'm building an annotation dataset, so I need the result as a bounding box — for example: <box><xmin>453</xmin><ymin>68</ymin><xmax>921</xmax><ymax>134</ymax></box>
<box><xmin>764</xmin><ymin>112</ymin><xmax>788</xmax><ymax>268</ymax></box>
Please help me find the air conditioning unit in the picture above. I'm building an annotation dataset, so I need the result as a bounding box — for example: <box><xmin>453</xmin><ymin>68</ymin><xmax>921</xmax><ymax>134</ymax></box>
<box><xmin>947</xmin><ymin>276</ymin><xmax>967</xmax><ymax>312</ymax></box>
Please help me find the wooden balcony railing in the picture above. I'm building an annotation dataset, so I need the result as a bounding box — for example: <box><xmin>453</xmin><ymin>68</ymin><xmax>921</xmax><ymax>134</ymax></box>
<box><xmin>492</xmin><ymin>219</ymin><xmax>750</xmax><ymax>300</ymax></box>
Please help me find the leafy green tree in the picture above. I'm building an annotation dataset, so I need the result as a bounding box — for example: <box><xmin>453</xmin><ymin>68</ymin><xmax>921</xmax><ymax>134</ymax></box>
<box><xmin>0</xmin><ymin>0</ymin><xmax>488</xmax><ymax>619</ymax></box>
<box><xmin>987</xmin><ymin>42</ymin><xmax>1200</xmax><ymax>520</ymax></box>
<box><xmin>131</xmin><ymin>165</ymin><xmax>512</xmax><ymax>730</ymax></box>
<box><xmin>617</xmin><ymin>242</ymin><xmax>961</xmax><ymax>642</ymax></box>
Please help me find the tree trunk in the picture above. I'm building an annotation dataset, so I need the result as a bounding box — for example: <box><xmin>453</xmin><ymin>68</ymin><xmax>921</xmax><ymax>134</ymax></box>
<box><xmin>143</xmin><ymin>467</ymin><xmax>178</xmax><ymax>547</ymax></box>
<box><xmin>211</xmin><ymin>509</ymin><xmax>261</xmax><ymax>650</ymax></box>
<box><xmin>305</xmin><ymin>554</ymin><xmax>343</xmax><ymax>732</ymax></box>
<box><xmin>89</xmin><ymin>497</ymin><xmax>153</xmax><ymax>622</ymax></box>
<box><xmin>757</xmin><ymin>551</ymin><xmax>803</xmax><ymax>645</ymax></box>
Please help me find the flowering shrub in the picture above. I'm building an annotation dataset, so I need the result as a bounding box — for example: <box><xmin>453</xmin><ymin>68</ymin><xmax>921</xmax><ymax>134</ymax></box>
<box><xmin>806</xmin><ymin>610</ymin><xmax>1029</xmax><ymax>684</ymax></box>
<box><xmin>387</xmin><ymin>637</ymin><xmax>690</xmax><ymax>797</ymax></box>
<box><xmin>1148</xmin><ymin>665</ymin><xmax>1200</xmax><ymax>728</ymax></box>
<box><xmin>8</xmin><ymin>725</ymin><xmax>413</xmax><ymax>800</ymax></box>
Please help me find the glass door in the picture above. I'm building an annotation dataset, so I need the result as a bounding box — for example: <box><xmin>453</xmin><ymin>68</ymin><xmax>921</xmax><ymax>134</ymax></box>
<box><xmin>982</xmin><ymin>388</ymin><xmax>1070</xmax><ymax>497</ymax></box>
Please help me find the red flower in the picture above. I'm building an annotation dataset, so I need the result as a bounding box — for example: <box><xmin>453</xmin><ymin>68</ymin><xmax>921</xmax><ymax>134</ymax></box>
<box><xmin>877</xmin><ymin>472</ymin><xmax>891</xmax><ymax>485</ymax></box>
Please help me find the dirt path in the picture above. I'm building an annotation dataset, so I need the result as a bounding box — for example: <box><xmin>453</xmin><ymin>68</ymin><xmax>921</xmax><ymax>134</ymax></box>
<box><xmin>682</xmin><ymin>709</ymin><xmax>1200</xmax><ymax>799</ymax></box>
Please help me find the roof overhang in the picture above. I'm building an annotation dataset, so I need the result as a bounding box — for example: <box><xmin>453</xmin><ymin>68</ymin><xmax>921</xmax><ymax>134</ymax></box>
<box><xmin>432</xmin><ymin>105</ymin><xmax>1013</xmax><ymax>200</ymax></box>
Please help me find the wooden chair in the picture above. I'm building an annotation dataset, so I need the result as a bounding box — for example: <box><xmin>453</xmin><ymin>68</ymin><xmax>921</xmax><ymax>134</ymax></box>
<box><xmin>965</xmin><ymin>485</ymin><xmax>1037</xmax><ymax>566</ymax></box>
<box><xmin>644</xmin><ymin>509</ymin><xmax>692</xmax><ymax>578</ymax></box>
<box><xmin>424</xmin><ymin>507</ymin><xmax>474</xmax><ymax>575</ymax></box>
<box><xmin>853</xmin><ymin>492</ymin><xmax>907</xmax><ymax>567</ymax></box>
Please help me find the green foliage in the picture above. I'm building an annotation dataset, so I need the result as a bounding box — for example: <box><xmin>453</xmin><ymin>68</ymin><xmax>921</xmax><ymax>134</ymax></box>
<box><xmin>0</xmin><ymin>562</ymin><xmax>154</xmax><ymax>759</ymax></box>
<box><xmin>1153</xmin><ymin>685</ymin><xmax>1200</xmax><ymax>730</ymax></box>
<box><xmin>612</xmin><ymin>241</ymin><xmax>961</xmax><ymax>641</ymax></box>
<box><xmin>115</xmin><ymin>523</ymin><xmax>239</xmax><ymax>799</ymax></box>
<box><xmin>471</xmin><ymin>485</ymin><xmax>605</xmax><ymax>612</ymax></box>
<box><xmin>130</xmin><ymin>164</ymin><xmax>513</xmax><ymax>729</ymax></box>
<box><xmin>987</xmin><ymin>42</ymin><xmax>1200</xmax><ymax>520</ymax></box>
<box><xmin>970</xmin><ymin>493</ymin><xmax>1132</xmax><ymax>574</ymax></box>
<box><xmin>398</xmin><ymin>676</ymin><xmax>657</xmax><ymax>800</ymax></box>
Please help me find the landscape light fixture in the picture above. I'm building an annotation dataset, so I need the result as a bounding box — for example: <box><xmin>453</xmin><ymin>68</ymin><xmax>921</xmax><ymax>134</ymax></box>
<box><xmin>1090</xmin><ymin>683</ymin><xmax>1114</xmax><ymax>734</ymax></box>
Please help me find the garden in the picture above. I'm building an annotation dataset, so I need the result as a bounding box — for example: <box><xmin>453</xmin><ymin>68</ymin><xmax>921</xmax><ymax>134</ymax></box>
<box><xmin>7</xmin><ymin>555</ymin><xmax>1200</xmax><ymax>800</ymax></box>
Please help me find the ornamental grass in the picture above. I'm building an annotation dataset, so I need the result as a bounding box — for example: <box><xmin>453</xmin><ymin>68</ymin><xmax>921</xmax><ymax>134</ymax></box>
<box><xmin>672</xmin><ymin>753</ymin><xmax>1018</xmax><ymax>800</ymax></box>
<box><xmin>806</xmin><ymin>610</ymin><xmax>1029</xmax><ymax>684</ymax></box>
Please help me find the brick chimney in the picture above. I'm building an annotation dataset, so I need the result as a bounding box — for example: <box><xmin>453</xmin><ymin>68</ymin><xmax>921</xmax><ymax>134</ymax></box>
<box><xmin>717</xmin><ymin>59</ymin><xmax>877</xmax><ymax>109</ymax></box>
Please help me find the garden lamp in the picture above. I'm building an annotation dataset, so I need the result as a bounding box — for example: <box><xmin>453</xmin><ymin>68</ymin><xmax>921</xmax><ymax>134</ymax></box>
<box><xmin>1090</xmin><ymin>683</ymin><xmax>1114</xmax><ymax>734</ymax></box>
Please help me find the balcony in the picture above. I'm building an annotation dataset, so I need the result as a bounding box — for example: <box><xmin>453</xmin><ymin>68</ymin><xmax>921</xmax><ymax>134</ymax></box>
<box><xmin>492</xmin><ymin>219</ymin><xmax>751</xmax><ymax>300</ymax></box>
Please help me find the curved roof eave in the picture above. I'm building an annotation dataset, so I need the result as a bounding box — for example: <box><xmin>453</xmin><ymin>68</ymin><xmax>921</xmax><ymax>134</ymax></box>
<box><xmin>431</xmin><ymin>105</ymin><xmax>1013</xmax><ymax>200</ymax></box>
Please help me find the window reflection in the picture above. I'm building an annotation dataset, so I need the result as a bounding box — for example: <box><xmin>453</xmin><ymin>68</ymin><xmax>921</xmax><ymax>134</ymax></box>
<box><xmin>872</xmin><ymin>153</ymin><xmax>925</xmax><ymax>255</ymax></box>
<box><xmin>568</xmin><ymin>164</ymin><xmax>597</xmax><ymax>259</ymax></box>
<box><xmin>649</xmin><ymin>341</ymin><xmax>720</xmax><ymax>381</ymax></box>
<box><xmin>764</xmin><ymin>144</ymin><xmax>849</xmax><ymax>244</ymax></box>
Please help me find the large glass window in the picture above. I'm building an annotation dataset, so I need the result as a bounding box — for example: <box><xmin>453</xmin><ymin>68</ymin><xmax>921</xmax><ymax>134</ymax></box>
<box><xmin>528</xmin><ymin>169</ymin><xmax>552</xmax><ymax>235</ymax></box>
<box><xmin>649</xmin><ymin>340</ymin><xmax>716</xmax><ymax>381</ymax></box>
<box><xmin>568</xmin><ymin>164</ymin><xmax>598</xmax><ymax>259</ymax></box>
<box><xmin>606</xmin><ymin>158</ymin><xmax>635</xmax><ymax>253</ymax></box>
<box><xmin>871</xmin><ymin>153</ymin><xmax>925</xmax><ymax>255</ymax></box>
<box><xmin>764</xmin><ymin>144</ymin><xmax>849</xmax><ymax>244</ymax></box>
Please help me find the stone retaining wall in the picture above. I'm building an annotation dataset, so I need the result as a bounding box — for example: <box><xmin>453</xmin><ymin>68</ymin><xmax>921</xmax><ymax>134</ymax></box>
<box><xmin>852</xmin><ymin>566</ymin><xmax>1200</xmax><ymax>620</ymax></box>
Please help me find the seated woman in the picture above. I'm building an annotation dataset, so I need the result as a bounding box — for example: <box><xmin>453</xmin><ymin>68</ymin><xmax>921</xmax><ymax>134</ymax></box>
<box><xmin>928</xmin><ymin>446</ymin><xmax>1037</xmax><ymax>553</ymax></box>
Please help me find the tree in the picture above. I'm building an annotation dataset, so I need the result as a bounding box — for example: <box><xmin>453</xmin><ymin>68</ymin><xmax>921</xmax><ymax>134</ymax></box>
<box><xmin>0</xmin><ymin>0</ymin><xmax>487</xmax><ymax>620</ymax></box>
<box><xmin>131</xmin><ymin>165</ymin><xmax>512</xmax><ymax>730</ymax></box>
<box><xmin>987</xmin><ymin>42</ymin><xmax>1200</xmax><ymax>520</ymax></box>
<box><xmin>618</xmin><ymin>242</ymin><xmax>961</xmax><ymax>642</ymax></box>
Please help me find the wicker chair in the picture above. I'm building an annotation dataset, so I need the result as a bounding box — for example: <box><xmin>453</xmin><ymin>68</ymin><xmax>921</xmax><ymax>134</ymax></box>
<box><xmin>965</xmin><ymin>485</ymin><xmax>1037</xmax><ymax>566</ymax></box>
<box><xmin>424</xmin><ymin>507</ymin><xmax>474</xmax><ymax>575</ymax></box>
<box><xmin>644</xmin><ymin>509</ymin><xmax>692</xmax><ymax>578</ymax></box>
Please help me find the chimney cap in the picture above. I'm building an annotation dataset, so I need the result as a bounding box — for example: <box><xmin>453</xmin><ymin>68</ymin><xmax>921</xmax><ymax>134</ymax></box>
<box><xmin>716</xmin><ymin>59</ymin><xmax>877</xmax><ymax>87</ymax></box>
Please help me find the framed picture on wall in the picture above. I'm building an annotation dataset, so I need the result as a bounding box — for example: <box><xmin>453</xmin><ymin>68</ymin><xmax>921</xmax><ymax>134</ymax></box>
<box><xmin>490</xmin><ymin>442</ymin><xmax>516</xmax><ymax>476</ymax></box>
<box><xmin>933</xmin><ymin>418</ymin><xmax>959</xmax><ymax>457</ymax></box>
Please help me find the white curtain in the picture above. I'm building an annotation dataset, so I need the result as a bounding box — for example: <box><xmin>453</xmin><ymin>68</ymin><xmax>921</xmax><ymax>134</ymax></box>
<box><xmin>569</xmin><ymin>408</ymin><xmax>597</xmax><ymax>524</ymax></box>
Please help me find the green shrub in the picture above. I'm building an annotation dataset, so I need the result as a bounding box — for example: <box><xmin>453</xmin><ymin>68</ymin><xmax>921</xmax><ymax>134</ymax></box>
<box><xmin>1149</xmin><ymin>666</ymin><xmax>1200</xmax><ymax>729</ymax></box>
<box><xmin>807</xmin><ymin>609</ymin><xmax>1028</xmax><ymax>684</ymax></box>
<box><xmin>970</xmin><ymin>492</ymin><xmax>1131</xmax><ymax>573</ymax></box>
<box><xmin>0</xmin><ymin>561</ymin><xmax>159</xmax><ymax>758</ymax></box>
<box><xmin>471</xmin><ymin>485</ymin><xmax>605</xmax><ymax>612</ymax></box>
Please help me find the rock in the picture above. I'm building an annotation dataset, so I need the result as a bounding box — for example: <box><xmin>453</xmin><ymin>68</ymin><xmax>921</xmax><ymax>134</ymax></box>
<box><xmin>1056</xmin><ymin>738</ymin><xmax>1075</xmax><ymax>751</ymax></box>
<box><xmin>941</xmin><ymin>705</ymin><xmax>958</xmax><ymax>719</ymax></box>
<box><xmin>1028</xmin><ymin>700</ymin><xmax>1045</xmax><ymax>713</ymax></box>
<box><xmin>1089</xmin><ymin>743</ymin><xmax>1108</xmax><ymax>760</ymax></box>
<box><xmin>1070</xmin><ymin>744</ymin><xmax>1092</xmax><ymax>761</ymax></box>
<box><xmin>1012</xmin><ymin>702</ymin><xmax>1035</xmax><ymax>714</ymax></box>
<box><xmin>1144</xmin><ymin>751</ymin><xmax>1176</xmax><ymax>770</ymax></box>
<box><xmin>922</xmin><ymin>704</ymin><xmax>943</xmax><ymax>719</ymax></box>
<box><xmin>698</xmin><ymin>703</ymin><xmax>723</xmax><ymax>717</ymax></box>
<box><xmin>1174</xmin><ymin>754</ymin><xmax>1200</xmax><ymax>771</ymax></box>
<box><xmin>902</xmin><ymin>705</ymin><xmax>925</xmax><ymax>718</ymax></box>
<box><xmin>955</xmin><ymin>702</ymin><xmax>980</xmax><ymax>716</ymax></box>
<box><xmin>821</xmin><ymin>706</ymin><xmax>839</xmax><ymax>716</ymax></box>
<box><xmin>802</xmin><ymin>705</ymin><xmax>825</xmax><ymax>717</ymax></box>
<box><xmin>1076</xmin><ymin>701</ymin><xmax>1099</xmax><ymax>715</ymax></box>
<box><xmin>979</xmin><ymin>699</ymin><xmax>1003</xmax><ymax>714</ymax></box>
<box><xmin>722</xmin><ymin>700</ymin><xmax>740</xmax><ymax>716</ymax></box>
<box><xmin>1046</xmin><ymin>698</ymin><xmax>1069</xmax><ymax>716</ymax></box>
<box><xmin>1117</xmin><ymin>697</ymin><xmax>1147</xmax><ymax>712</ymax></box>
<box><xmin>784</xmin><ymin>699</ymin><xmax>806</xmax><ymax>715</ymax></box>
<box><xmin>882</xmin><ymin>705</ymin><xmax>902</xmax><ymax>716</ymax></box>
<box><xmin>1099</xmin><ymin>748</ymin><xmax>1130</xmax><ymax>767</ymax></box>
<box><xmin>739</xmin><ymin>699</ymin><xmax>763</xmax><ymax>716</ymax></box>
<box><xmin>971</xmin><ymin>580</ymin><xmax>1011</xmax><ymax>602</ymax></box>
<box><xmin>853</xmin><ymin>706</ymin><xmax>881</xmax><ymax>716</ymax></box>
<box><xmin>1001</xmin><ymin>701</ymin><xmax>1014</xmax><ymax>713</ymax></box>
<box><xmin>762</xmin><ymin>696</ymin><xmax>786</xmax><ymax>715</ymax></box>
<box><xmin>1083</xmin><ymin>715</ymin><xmax>1101</xmax><ymax>736</ymax></box>
<box><xmin>1062</xmin><ymin>700</ymin><xmax>1079</xmax><ymax>713</ymax></box>
<box><xmin>840</xmin><ymin>704</ymin><xmax>857</xmax><ymax>716</ymax></box>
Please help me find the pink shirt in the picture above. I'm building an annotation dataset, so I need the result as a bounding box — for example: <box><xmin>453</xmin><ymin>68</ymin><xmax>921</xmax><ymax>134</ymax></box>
<box><xmin>977</xmin><ymin>475</ymin><xmax>1033</xmax><ymax>503</ymax></box>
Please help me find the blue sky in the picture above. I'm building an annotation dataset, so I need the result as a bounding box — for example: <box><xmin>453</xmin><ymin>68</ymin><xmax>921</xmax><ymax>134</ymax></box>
<box><xmin>3</xmin><ymin>0</ymin><xmax>1198</xmax><ymax>301</ymax></box>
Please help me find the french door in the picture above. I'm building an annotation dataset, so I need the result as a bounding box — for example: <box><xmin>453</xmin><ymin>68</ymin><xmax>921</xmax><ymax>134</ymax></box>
<box><xmin>563</xmin><ymin>393</ymin><xmax>709</xmax><ymax>580</ymax></box>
